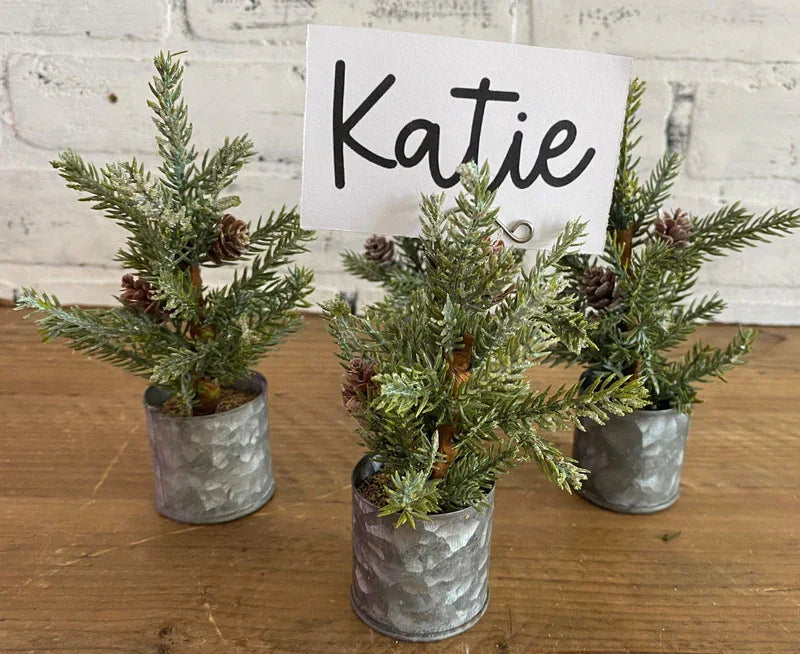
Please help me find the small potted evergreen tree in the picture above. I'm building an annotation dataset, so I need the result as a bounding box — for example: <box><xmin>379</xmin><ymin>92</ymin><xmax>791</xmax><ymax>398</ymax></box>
<box><xmin>324</xmin><ymin>163</ymin><xmax>646</xmax><ymax>641</ymax></box>
<box><xmin>16</xmin><ymin>52</ymin><xmax>314</xmax><ymax>524</ymax></box>
<box><xmin>548</xmin><ymin>80</ymin><xmax>800</xmax><ymax>514</ymax></box>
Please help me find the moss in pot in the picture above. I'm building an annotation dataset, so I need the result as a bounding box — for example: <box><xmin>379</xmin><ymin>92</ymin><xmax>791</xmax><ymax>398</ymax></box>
<box><xmin>16</xmin><ymin>51</ymin><xmax>314</xmax><ymax>524</ymax></box>
<box><xmin>548</xmin><ymin>79</ymin><xmax>800</xmax><ymax>513</ymax></box>
<box><xmin>323</xmin><ymin>163</ymin><xmax>647</xmax><ymax>641</ymax></box>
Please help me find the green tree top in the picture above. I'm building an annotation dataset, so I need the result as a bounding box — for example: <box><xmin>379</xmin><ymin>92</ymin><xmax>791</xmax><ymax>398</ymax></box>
<box><xmin>550</xmin><ymin>79</ymin><xmax>800</xmax><ymax>412</ymax></box>
<box><xmin>324</xmin><ymin>163</ymin><xmax>647</xmax><ymax>527</ymax></box>
<box><xmin>16</xmin><ymin>51</ymin><xmax>314</xmax><ymax>414</ymax></box>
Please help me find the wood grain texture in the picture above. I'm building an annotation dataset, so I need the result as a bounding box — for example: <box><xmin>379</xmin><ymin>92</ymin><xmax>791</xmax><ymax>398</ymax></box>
<box><xmin>0</xmin><ymin>308</ymin><xmax>798</xmax><ymax>653</ymax></box>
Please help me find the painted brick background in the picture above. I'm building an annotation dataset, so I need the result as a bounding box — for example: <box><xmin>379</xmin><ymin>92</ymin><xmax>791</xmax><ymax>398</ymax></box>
<box><xmin>1</xmin><ymin>0</ymin><xmax>799</xmax><ymax>323</ymax></box>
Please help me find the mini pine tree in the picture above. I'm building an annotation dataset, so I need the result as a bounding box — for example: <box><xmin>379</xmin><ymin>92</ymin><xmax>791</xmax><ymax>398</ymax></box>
<box><xmin>16</xmin><ymin>51</ymin><xmax>314</xmax><ymax>415</ymax></box>
<box><xmin>549</xmin><ymin>79</ymin><xmax>800</xmax><ymax>412</ymax></box>
<box><xmin>324</xmin><ymin>163</ymin><xmax>647</xmax><ymax>527</ymax></box>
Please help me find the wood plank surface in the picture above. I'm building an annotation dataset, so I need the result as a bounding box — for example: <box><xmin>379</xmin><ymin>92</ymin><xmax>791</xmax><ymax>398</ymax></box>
<box><xmin>0</xmin><ymin>307</ymin><xmax>798</xmax><ymax>653</ymax></box>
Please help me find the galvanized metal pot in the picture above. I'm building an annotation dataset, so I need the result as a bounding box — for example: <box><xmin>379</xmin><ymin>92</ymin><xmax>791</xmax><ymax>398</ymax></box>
<box><xmin>573</xmin><ymin>408</ymin><xmax>690</xmax><ymax>514</ymax></box>
<box><xmin>350</xmin><ymin>456</ymin><xmax>493</xmax><ymax>642</ymax></box>
<box><xmin>143</xmin><ymin>372</ymin><xmax>274</xmax><ymax>524</ymax></box>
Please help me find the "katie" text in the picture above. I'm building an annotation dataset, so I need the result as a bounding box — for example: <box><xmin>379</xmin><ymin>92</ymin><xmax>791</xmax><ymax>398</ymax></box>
<box><xmin>332</xmin><ymin>60</ymin><xmax>596</xmax><ymax>191</ymax></box>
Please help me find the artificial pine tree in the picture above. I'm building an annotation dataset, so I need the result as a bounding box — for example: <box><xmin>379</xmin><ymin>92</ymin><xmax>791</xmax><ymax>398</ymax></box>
<box><xmin>550</xmin><ymin>79</ymin><xmax>800</xmax><ymax>412</ymax></box>
<box><xmin>16</xmin><ymin>51</ymin><xmax>314</xmax><ymax>415</ymax></box>
<box><xmin>324</xmin><ymin>163</ymin><xmax>647</xmax><ymax>527</ymax></box>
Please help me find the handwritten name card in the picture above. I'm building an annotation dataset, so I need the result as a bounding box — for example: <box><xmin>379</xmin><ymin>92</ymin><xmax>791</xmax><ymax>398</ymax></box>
<box><xmin>301</xmin><ymin>25</ymin><xmax>631</xmax><ymax>253</ymax></box>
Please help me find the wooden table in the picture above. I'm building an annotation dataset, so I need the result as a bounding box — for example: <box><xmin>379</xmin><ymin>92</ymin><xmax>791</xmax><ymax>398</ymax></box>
<box><xmin>1</xmin><ymin>307</ymin><xmax>798</xmax><ymax>653</ymax></box>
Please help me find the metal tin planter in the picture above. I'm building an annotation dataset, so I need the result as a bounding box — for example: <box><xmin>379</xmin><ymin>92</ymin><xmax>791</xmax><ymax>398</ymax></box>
<box><xmin>350</xmin><ymin>456</ymin><xmax>493</xmax><ymax>642</ymax></box>
<box><xmin>573</xmin><ymin>408</ymin><xmax>690</xmax><ymax>514</ymax></box>
<box><xmin>143</xmin><ymin>372</ymin><xmax>274</xmax><ymax>524</ymax></box>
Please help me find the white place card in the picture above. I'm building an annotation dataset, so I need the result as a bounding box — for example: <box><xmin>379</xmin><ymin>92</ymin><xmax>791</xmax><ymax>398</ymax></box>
<box><xmin>301</xmin><ymin>25</ymin><xmax>631</xmax><ymax>253</ymax></box>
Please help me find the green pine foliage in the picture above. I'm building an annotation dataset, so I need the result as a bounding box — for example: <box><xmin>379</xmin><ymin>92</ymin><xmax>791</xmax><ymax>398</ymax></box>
<box><xmin>324</xmin><ymin>163</ymin><xmax>647</xmax><ymax>527</ymax></box>
<box><xmin>342</xmin><ymin>235</ymin><xmax>427</xmax><ymax>301</ymax></box>
<box><xmin>550</xmin><ymin>79</ymin><xmax>800</xmax><ymax>413</ymax></box>
<box><xmin>16</xmin><ymin>51</ymin><xmax>314</xmax><ymax>414</ymax></box>
<box><xmin>342</xmin><ymin>233</ymin><xmax>524</xmax><ymax>303</ymax></box>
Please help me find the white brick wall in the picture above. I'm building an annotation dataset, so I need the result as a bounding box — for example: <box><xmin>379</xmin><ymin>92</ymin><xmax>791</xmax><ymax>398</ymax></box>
<box><xmin>689</xmin><ymin>82</ymin><xmax>800</xmax><ymax>180</ymax></box>
<box><xmin>530</xmin><ymin>2</ymin><xmax>800</xmax><ymax>62</ymax></box>
<box><xmin>184</xmin><ymin>0</ymin><xmax>518</xmax><ymax>43</ymax></box>
<box><xmin>1</xmin><ymin>1</ymin><xmax>799</xmax><ymax>324</ymax></box>
<box><xmin>0</xmin><ymin>0</ymin><xmax>168</xmax><ymax>41</ymax></box>
<box><xmin>7</xmin><ymin>55</ymin><xmax>304</xmax><ymax>159</ymax></box>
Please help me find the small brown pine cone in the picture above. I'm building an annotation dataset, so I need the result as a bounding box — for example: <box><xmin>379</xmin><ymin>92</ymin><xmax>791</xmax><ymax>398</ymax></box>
<box><xmin>120</xmin><ymin>274</ymin><xmax>164</xmax><ymax>316</ymax></box>
<box><xmin>580</xmin><ymin>266</ymin><xmax>619</xmax><ymax>310</ymax></box>
<box><xmin>364</xmin><ymin>235</ymin><xmax>394</xmax><ymax>264</ymax></box>
<box><xmin>209</xmin><ymin>214</ymin><xmax>250</xmax><ymax>264</ymax></box>
<box><xmin>654</xmin><ymin>209</ymin><xmax>692</xmax><ymax>248</ymax></box>
<box><xmin>341</xmin><ymin>358</ymin><xmax>376</xmax><ymax>413</ymax></box>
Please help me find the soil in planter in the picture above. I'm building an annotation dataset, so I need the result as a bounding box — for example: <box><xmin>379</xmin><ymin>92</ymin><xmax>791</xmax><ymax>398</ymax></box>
<box><xmin>357</xmin><ymin>471</ymin><xmax>392</xmax><ymax>507</ymax></box>
<box><xmin>160</xmin><ymin>388</ymin><xmax>258</xmax><ymax>417</ymax></box>
<box><xmin>358</xmin><ymin>470</ymin><xmax>495</xmax><ymax>515</ymax></box>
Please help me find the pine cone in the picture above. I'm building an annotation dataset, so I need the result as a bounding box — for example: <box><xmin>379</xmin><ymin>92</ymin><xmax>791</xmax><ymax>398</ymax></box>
<box><xmin>120</xmin><ymin>274</ymin><xmax>164</xmax><ymax>316</ymax></box>
<box><xmin>209</xmin><ymin>214</ymin><xmax>250</xmax><ymax>264</ymax></box>
<box><xmin>654</xmin><ymin>209</ymin><xmax>692</xmax><ymax>248</ymax></box>
<box><xmin>580</xmin><ymin>266</ymin><xmax>619</xmax><ymax>310</ymax></box>
<box><xmin>341</xmin><ymin>358</ymin><xmax>376</xmax><ymax>413</ymax></box>
<box><xmin>364</xmin><ymin>235</ymin><xmax>394</xmax><ymax>264</ymax></box>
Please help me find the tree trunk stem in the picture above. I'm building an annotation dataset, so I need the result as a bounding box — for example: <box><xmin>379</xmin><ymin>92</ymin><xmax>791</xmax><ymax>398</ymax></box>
<box><xmin>432</xmin><ymin>334</ymin><xmax>474</xmax><ymax>479</ymax></box>
<box><xmin>614</xmin><ymin>225</ymin><xmax>642</xmax><ymax>378</ymax></box>
<box><xmin>187</xmin><ymin>265</ymin><xmax>220</xmax><ymax>414</ymax></box>
<box><xmin>614</xmin><ymin>224</ymin><xmax>634</xmax><ymax>270</ymax></box>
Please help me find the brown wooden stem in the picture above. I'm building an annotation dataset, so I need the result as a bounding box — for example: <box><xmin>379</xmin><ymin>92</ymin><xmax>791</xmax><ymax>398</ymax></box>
<box><xmin>194</xmin><ymin>377</ymin><xmax>221</xmax><ymax>415</ymax></box>
<box><xmin>613</xmin><ymin>225</ymin><xmax>642</xmax><ymax>378</ymax></box>
<box><xmin>614</xmin><ymin>224</ymin><xmax>634</xmax><ymax>271</ymax></box>
<box><xmin>432</xmin><ymin>425</ymin><xmax>457</xmax><ymax>479</ymax></box>
<box><xmin>187</xmin><ymin>265</ymin><xmax>220</xmax><ymax>414</ymax></box>
<box><xmin>187</xmin><ymin>265</ymin><xmax>205</xmax><ymax>341</ymax></box>
<box><xmin>432</xmin><ymin>334</ymin><xmax>474</xmax><ymax>479</ymax></box>
<box><xmin>627</xmin><ymin>358</ymin><xmax>642</xmax><ymax>379</ymax></box>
